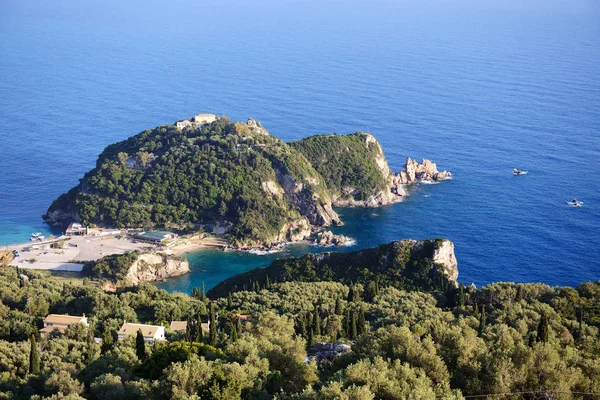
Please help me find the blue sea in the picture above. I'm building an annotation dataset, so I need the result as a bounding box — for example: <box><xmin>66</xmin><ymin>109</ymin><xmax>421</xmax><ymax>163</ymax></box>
<box><xmin>1</xmin><ymin>0</ymin><xmax>599</xmax><ymax>291</ymax></box>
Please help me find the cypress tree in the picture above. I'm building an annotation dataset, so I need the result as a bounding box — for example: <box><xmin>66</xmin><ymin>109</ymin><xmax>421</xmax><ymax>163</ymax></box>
<box><xmin>478</xmin><ymin>306</ymin><xmax>486</xmax><ymax>334</ymax></box>
<box><xmin>357</xmin><ymin>307</ymin><xmax>366</xmax><ymax>336</ymax></box>
<box><xmin>347</xmin><ymin>286</ymin><xmax>355</xmax><ymax>303</ymax></box>
<box><xmin>335</xmin><ymin>297</ymin><xmax>344</xmax><ymax>315</ymax></box>
<box><xmin>196</xmin><ymin>317</ymin><xmax>203</xmax><ymax>342</ymax></box>
<box><xmin>365</xmin><ymin>281</ymin><xmax>377</xmax><ymax>302</ymax></box>
<box><xmin>101</xmin><ymin>329</ymin><xmax>114</xmax><ymax>353</ymax></box>
<box><xmin>344</xmin><ymin>309</ymin><xmax>351</xmax><ymax>338</ymax></box>
<box><xmin>350</xmin><ymin>311</ymin><xmax>358</xmax><ymax>340</ymax></box>
<box><xmin>201</xmin><ymin>282</ymin><xmax>207</xmax><ymax>302</ymax></box>
<box><xmin>474</xmin><ymin>302</ymin><xmax>480</xmax><ymax>318</ymax></box>
<box><xmin>458</xmin><ymin>283</ymin><xmax>465</xmax><ymax>309</ymax></box>
<box><xmin>136</xmin><ymin>329</ymin><xmax>147</xmax><ymax>361</ymax></box>
<box><xmin>191</xmin><ymin>287</ymin><xmax>199</xmax><ymax>299</ymax></box>
<box><xmin>227</xmin><ymin>292</ymin><xmax>233</xmax><ymax>309</ymax></box>
<box><xmin>537</xmin><ymin>313</ymin><xmax>549</xmax><ymax>343</ymax></box>
<box><xmin>314</xmin><ymin>308</ymin><xmax>321</xmax><ymax>337</ymax></box>
<box><xmin>265</xmin><ymin>275</ymin><xmax>271</xmax><ymax>289</ymax></box>
<box><xmin>185</xmin><ymin>317</ymin><xmax>193</xmax><ymax>342</ymax></box>
<box><xmin>209</xmin><ymin>302</ymin><xmax>217</xmax><ymax>346</ymax></box>
<box><xmin>29</xmin><ymin>335</ymin><xmax>40</xmax><ymax>374</ymax></box>
<box><xmin>236</xmin><ymin>316</ymin><xmax>243</xmax><ymax>336</ymax></box>
<box><xmin>308</xmin><ymin>328</ymin><xmax>315</xmax><ymax>346</ymax></box>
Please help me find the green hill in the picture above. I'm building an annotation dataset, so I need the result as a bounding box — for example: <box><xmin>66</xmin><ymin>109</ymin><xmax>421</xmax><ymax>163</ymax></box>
<box><xmin>45</xmin><ymin>117</ymin><xmax>340</xmax><ymax>247</ymax></box>
<box><xmin>44</xmin><ymin>117</ymin><xmax>411</xmax><ymax>247</ymax></box>
<box><xmin>208</xmin><ymin>239</ymin><xmax>458</xmax><ymax>298</ymax></box>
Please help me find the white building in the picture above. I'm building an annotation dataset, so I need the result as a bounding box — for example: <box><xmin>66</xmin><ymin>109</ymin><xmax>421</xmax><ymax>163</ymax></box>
<box><xmin>176</xmin><ymin>120</ymin><xmax>193</xmax><ymax>130</ymax></box>
<box><xmin>40</xmin><ymin>314</ymin><xmax>88</xmax><ymax>335</ymax></box>
<box><xmin>118</xmin><ymin>321</ymin><xmax>166</xmax><ymax>343</ymax></box>
<box><xmin>194</xmin><ymin>113</ymin><xmax>217</xmax><ymax>125</ymax></box>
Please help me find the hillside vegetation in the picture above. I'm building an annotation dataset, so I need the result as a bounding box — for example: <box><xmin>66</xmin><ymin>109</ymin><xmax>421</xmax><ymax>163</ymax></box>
<box><xmin>44</xmin><ymin>118</ymin><xmax>415</xmax><ymax>248</ymax></box>
<box><xmin>0</xmin><ymin>259</ymin><xmax>599</xmax><ymax>399</ymax></box>
<box><xmin>45</xmin><ymin>118</ymin><xmax>339</xmax><ymax>247</ymax></box>
<box><xmin>290</xmin><ymin>133</ymin><xmax>391</xmax><ymax>203</ymax></box>
<box><xmin>208</xmin><ymin>239</ymin><xmax>457</xmax><ymax>298</ymax></box>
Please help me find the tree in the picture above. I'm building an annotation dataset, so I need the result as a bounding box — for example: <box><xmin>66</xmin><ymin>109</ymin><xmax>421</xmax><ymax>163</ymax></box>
<box><xmin>314</xmin><ymin>308</ymin><xmax>322</xmax><ymax>337</ymax></box>
<box><xmin>350</xmin><ymin>311</ymin><xmax>358</xmax><ymax>340</ymax></box>
<box><xmin>458</xmin><ymin>283</ymin><xmax>465</xmax><ymax>309</ymax></box>
<box><xmin>357</xmin><ymin>307</ymin><xmax>366</xmax><ymax>336</ymax></box>
<box><xmin>537</xmin><ymin>313</ymin><xmax>550</xmax><ymax>343</ymax></box>
<box><xmin>101</xmin><ymin>329</ymin><xmax>114</xmax><ymax>354</ymax></box>
<box><xmin>335</xmin><ymin>297</ymin><xmax>344</xmax><ymax>315</ymax></box>
<box><xmin>365</xmin><ymin>281</ymin><xmax>378</xmax><ymax>302</ymax></box>
<box><xmin>136</xmin><ymin>329</ymin><xmax>147</xmax><ymax>361</ymax></box>
<box><xmin>227</xmin><ymin>293</ymin><xmax>233</xmax><ymax>309</ymax></box>
<box><xmin>479</xmin><ymin>306</ymin><xmax>486</xmax><ymax>334</ymax></box>
<box><xmin>201</xmin><ymin>282</ymin><xmax>207</xmax><ymax>302</ymax></box>
<box><xmin>29</xmin><ymin>335</ymin><xmax>40</xmax><ymax>374</ymax></box>
<box><xmin>348</xmin><ymin>286</ymin><xmax>355</xmax><ymax>303</ymax></box>
<box><xmin>209</xmin><ymin>302</ymin><xmax>217</xmax><ymax>346</ymax></box>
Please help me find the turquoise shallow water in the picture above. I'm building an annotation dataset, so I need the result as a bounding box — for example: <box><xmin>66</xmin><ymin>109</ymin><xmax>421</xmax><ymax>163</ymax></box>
<box><xmin>1</xmin><ymin>0</ymin><xmax>599</xmax><ymax>290</ymax></box>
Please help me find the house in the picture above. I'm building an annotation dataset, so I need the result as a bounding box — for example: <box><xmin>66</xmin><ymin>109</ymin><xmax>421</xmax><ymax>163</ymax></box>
<box><xmin>40</xmin><ymin>314</ymin><xmax>88</xmax><ymax>335</ymax></box>
<box><xmin>118</xmin><ymin>321</ymin><xmax>166</xmax><ymax>343</ymax></box>
<box><xmin>170</xmin><ymin>321</ymin><xmax>187</xmax><ymax>332</ymax></box>
<box><xmin>132</xmin><ymin>231</ymin><xmax>178</xmax><ymax>244</ymax></box>
<box><xmin>194</xmin><ymin>113</ymin><xmax>217</xmax><ymax>125</ymax></box>
<box><xmin>176</xmin><ymin>120</ymin><xmax>193</xmax><ymax>130</ymax></box>
<box><xmin>66</xmin><ymin>222</ymin><xmax>87</xmax><ymax>236</ymax></box>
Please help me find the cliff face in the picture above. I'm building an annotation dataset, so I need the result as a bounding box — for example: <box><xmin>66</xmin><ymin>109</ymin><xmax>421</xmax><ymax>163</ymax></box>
<box><xmin>291</xmin><ymin>133</ymin><xmax>451</xmax><ymax>209</ymax></box>
<box><xmin>125</xmin><ymin>253</ymin><xmax>190</xmax><ymax>285</ymax></box>
<box><xmin>208</xmin><ymin>238</ymin><xmax>458</xmax><ymax>298</ymax></box>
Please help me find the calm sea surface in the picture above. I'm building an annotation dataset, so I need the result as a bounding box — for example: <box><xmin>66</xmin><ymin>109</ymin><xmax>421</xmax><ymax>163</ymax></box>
<box><xmin>1</xmin><ymin>0</ymin><xmax>599</xmax><ymax>291</ymax></box>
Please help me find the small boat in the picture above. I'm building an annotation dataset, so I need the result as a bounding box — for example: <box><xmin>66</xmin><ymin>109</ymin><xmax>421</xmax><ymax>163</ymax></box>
<box><xmin>567</xmin><ymin>198</ymin><xmax>583</xmax><ymax>207</ymax></box>
<box><xmin>30</xmin><ymin>232</ymin><xmax>42</xmax><ymax>241</ymax></box>
<box><xmin>513</xmin><ymin>168</ymin><xmax>527</xmax><ymax>175</ymax></box>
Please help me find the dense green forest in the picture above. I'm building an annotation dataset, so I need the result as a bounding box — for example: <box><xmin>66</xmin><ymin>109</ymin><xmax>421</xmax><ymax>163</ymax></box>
<box><xmin>290</xmin><ymin>133</ymin><xmax>390</xmax><ymax>202</ymax></box>
<box><xmin>45</xmin><ymin>118</ymin><xmax>401</xmax><ymax>247</ymax></box>
<box><xmin>209</xmin><ymin>239</ymin><xmax>455</xmax><ymax>298</ymax></box>
<box><xmin>1</xmin><ymin>246</ymin><xmax>599</xmax><ymax>398</ymax></box>
<box><xmin>45</xmin><ymin>118</ymin><xmax>336</xmax><ymax>247</ymax></box>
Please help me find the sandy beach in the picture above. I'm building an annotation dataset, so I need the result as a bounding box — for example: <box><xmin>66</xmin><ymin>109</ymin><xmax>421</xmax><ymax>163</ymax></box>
<box><xmin>6</xmin><ymin>233</ymin><xmax>229</xmax><ymax>272</ymax></box>
<box><xmin>7</xmin><ymin>235</ymin><xmax>153</xmax><ymax>272</ymax></box>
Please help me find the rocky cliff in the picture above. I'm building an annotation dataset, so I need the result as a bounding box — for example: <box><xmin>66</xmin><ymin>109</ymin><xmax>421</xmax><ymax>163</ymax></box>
<box><xmin>125</xmin><ymin>253</ymin><xmax>190</xmax><ymax>285</ymax></box>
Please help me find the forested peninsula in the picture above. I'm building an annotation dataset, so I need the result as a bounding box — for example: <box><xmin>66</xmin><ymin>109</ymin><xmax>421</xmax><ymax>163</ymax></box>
<box><xmin>44</xmin><ymin>115</ymin><xmax>450</xmax><ymax>248</ymax></box>
<box><xmin>1</xmin><ymin>239</ymin><xmax>600</xmax><ymax>399</ymax></box>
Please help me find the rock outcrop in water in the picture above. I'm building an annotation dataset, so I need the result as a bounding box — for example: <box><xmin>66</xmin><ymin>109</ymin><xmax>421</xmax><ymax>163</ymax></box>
<box><xmin>313</xmin><ymin>230</ymin><xmax>352</xmax><ymax>247</ymax></box>
<box><xmin>396</xmin><ymin>157</ymin><xmax>452</xmax><ymax>184</ymax></box>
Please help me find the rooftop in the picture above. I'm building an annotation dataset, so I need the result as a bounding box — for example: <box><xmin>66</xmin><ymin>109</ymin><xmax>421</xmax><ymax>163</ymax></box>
<box><xmin>170</xmin><ymin>321</ymin><xmax>187</xmax><ymax>331</ymax></box>
<box><xmin>119</xmin><ymin>322</ymin><xmax>163</xmax><ymax>337</ymax></box>
<box><xmin>43</xmin><ymin>314</ymin><xmax>87</xmax><ymax>325</ymax></box>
